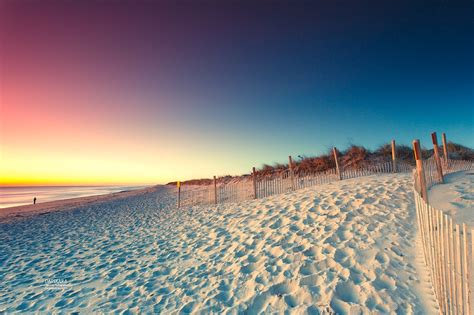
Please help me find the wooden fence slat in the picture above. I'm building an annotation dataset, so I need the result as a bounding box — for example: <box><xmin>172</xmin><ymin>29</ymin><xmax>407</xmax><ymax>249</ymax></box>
<box><xmin>455</xmin><ymin>224</ymin><xmax>463</xmax><ymax>313</ymax></box>
<box><xmin>449</xmin><ymin>218</ymin><xmax>457</xmax><ymax>315</ymax></box>
<box><xmin>418</xmin><ymin>194</ymin><xmax>429</xmax><ymax>267</ymax></box>
<box><xmin>439</xmin><ymin>210</ymin><xmax>449</xmax><ymax>314</ymax></box>
<box><xmin>462</xmin><ymin>224</ymin><xmax>471</xmax><ymax>315</ymax></box>
<box><xmin>431</xmin><ymin>206</ymin><xmax>440</xmax><ymax>303</ymax></box>
<box><xmin>434</xmin><ymin>208</ymin><xmax>443</xmax><ymax>311</ymax></box>
<box><xmin>444</xmin><ymin>214</ymin><xmax>453</xmax><ymax>314</ymax></box>
<box><xmin>252</xmin><ymin>167</ymin><xmax>257</xmax><ymax>199</ymax></box>
<box><xmin>427</xmin><ymin>205</ymin><xmax>436</xmax><ymax>299</ymax></box>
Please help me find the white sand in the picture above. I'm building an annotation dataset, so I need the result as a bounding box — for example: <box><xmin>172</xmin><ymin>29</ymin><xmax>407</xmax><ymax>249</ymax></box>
<box><xmin>0</xmin><ymin>185</ymin><xmax>159</xmax><ymax>224</ymax></box>
<box><xmin>0</xmin><ymin>174</ymin><xmax>437</xmax><ymax>313</ymax></box>
<box><xmin>428</xmin><ymin>170</ymin><xmax>474</xmax><ymax>229</ymax></box>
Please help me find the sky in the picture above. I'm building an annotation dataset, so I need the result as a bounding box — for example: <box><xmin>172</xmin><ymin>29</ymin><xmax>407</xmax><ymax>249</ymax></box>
<box><xmin>0</xmin><ymin>0</ymin><xmax>473</xmax><ymax>185</ymax></box>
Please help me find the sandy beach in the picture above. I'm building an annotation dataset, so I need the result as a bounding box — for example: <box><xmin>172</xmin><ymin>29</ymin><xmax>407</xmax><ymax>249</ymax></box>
<box><xmin>0</xmin><ymin>174</ymin><xmax>438</xmax><ymax>313</ymax></box>
<box><xmin>2</xmin><ymin>1</ymin><xmax>472</xmax><ymax>313</ymax></box>
<box><xmin>0</xmin><ymin>185</ymin><xmax>159</xmax><ymax>224</ymax></box>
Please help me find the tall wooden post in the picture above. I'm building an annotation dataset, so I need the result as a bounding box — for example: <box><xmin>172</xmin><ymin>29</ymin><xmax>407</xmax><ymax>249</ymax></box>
<box><xmin>252</xmin><ymin>167</ymin><xmax>257</xmax><ymax>199</ymax></box>
<box><xmin>213</xmin><ymin>176</ymin><xmax>217</xmax><ymax>205</ymax></box>
<box><xmin>288</xmin><ymin>155</ymin><xmax>295</xmax><ymax>190</ymax></box>
<box><xmin>333</xmin><ymin>147</ymin><xmax>342</xmax><ymax>180</ymax></box>
<box><xmin>413</xmin><ymin>139</ymin><xmax>428</xmax><ymax>201</ymax></box>
<box><xmin>391</xmin><ymin>139</ymin><xmax>397</xmax><ymax>173</ymax></box>
<box><xmin>432</xmin><ymin>132</ymin><xmax>444</xmax><ymax>183</ymax></box>
<box><xmin>442</xmin><ymin>132</ymin><xmax>449</xmax><ymax>166</ymax></box>
<box><xmin>177</xmin><ymin>181</ymin><xmax>181</xmax><ymax>208</ymax></box>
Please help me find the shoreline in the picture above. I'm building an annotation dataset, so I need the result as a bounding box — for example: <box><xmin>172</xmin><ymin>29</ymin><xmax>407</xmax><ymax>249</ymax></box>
<box><xmin>0</xmin><ymin>185</ymin><xmax>161</xmax><ymax>224</ymax></box>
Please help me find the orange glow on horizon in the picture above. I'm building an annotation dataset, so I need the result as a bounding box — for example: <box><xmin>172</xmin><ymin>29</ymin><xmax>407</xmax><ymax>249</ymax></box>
<box><xmin>0</xmin><ymin>73</ymin><xmax>243</xmax><ymax>185</ymax></box>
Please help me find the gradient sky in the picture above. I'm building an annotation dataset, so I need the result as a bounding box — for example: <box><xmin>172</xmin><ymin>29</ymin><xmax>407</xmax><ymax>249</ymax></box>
<box><xmin>1</xmin><ymin>0</ymin><xmax>473</xmax><ymax>185</ymax></box>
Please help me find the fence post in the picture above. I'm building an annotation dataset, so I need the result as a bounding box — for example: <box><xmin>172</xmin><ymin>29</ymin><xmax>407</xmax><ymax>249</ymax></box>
<box><xmin>213</xmin><ymin>176</ymin><xmax>217</xmax><ymax>205</ymax></box>
<box><xmin>413</xmin><ymin>139</ymin><xmax>428</xmax><ymax>201</ymax></box>
<box><xmin>442</xmin><ymin>132</ymin><xmax>449</xmax><ymax>166</ymax></box>
<box><xmin>432</xmin><ymin>132</ymin><xmax>444</xmax><ymax>183</ymax></box>
<box><xmin>252</xmin><ymin>167</ymin><xmax>257</xmax><ymax>199</ymax></box>
<box><xmin>177</xmin><ymin>181</ymin><xmax>181</xmax><ymax>208</ymax></box>
<box><xmin>391</xmin><ymin>139</ymin><xmax>397</xmax><ymax>173</ymax></box>
<box><xmin>289</xmin><ymin>155</ymin><xmax>295</xmax><ymax>190</ymax></box>
<box><xmin>333</xmin><ymin>147</ymin><xmax>342</xmax><ymax>180</ymax></box>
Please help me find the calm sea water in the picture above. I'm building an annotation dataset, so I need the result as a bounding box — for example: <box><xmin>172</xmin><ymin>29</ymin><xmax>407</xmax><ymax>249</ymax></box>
<box><xmin>0</xmin><ymin>185</ymin><xmax>147</xmax><ymax>209</ymax></box>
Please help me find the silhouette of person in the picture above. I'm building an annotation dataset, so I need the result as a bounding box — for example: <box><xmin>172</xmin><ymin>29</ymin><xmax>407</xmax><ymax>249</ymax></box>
<box><xmin>33</xmin><ymin>197</ymin><xmax>37</xmax><ymax>204</ymax></box>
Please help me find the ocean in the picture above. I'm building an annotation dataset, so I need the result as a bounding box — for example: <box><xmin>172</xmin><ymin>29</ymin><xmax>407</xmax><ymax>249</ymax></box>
<box><xmin>0</xmin><ymin>185</ymin><xmax>147</xmax><ymax>209</ymax></box>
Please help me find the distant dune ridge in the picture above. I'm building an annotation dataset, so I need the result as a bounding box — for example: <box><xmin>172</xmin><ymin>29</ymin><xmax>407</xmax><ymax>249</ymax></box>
<box><xmin>168</xmin><ymin>141</ymin><xmax>474</xmax><ymax>186</ymax></box>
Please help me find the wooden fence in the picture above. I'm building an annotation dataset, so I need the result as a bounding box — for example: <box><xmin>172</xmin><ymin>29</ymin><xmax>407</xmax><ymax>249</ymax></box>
<box><xmin>414</xmin><ymin>190</ymin><xmax>473</xmax><ymax>315</ymax></box>
<box><xmin>178</xmin><ymin>133</ymin><xmax>473</xmax><ymax>313</ymax></box>
<box><xmin>413</xmin><ymin>152</ymin><xmax>473</xmax><ymax>314</ymax></box>
<box><xmin>413</xmin><ymin>156</ymin><xmax>473</xmax><ymax>195</ymax></box>
<box><xmin>179</xmin><ymin>159</ymin><xmax>413</xmax><ymax>207</ymax></box>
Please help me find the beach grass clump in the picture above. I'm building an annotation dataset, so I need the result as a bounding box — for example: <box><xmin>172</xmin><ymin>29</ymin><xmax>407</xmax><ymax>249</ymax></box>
<box><xmin>446</xmin><ymin>142</ymin><xmax>474</xmax><ymax>160</ymax></box>
<box><xmin>293</xmin><ymin>153</ymin><xmax>335</xmax><ymax>174</ymax></box>
<box><xmin>341</xmin><ymin>145</ymin><xmax>369</xmax><ymax>169</ymax></box>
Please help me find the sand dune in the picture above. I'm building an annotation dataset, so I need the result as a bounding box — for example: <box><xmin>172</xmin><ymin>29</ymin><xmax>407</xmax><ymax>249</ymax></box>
<box><xmin>0</xmin><ymin>174</ymin><xmax>437</xmax><ymax>313</ymax></box>
<box><xmin>428</xmin><ymin>170</ymin><xmax>474</xmax><ymax>228</ymax></box>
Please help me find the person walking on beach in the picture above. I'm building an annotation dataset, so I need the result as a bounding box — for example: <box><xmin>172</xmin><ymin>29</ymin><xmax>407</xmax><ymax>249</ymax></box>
<box><xmin>33</xmin><ymin>197</ymin><xmax>36</xmax><ymax>204</ymax></box>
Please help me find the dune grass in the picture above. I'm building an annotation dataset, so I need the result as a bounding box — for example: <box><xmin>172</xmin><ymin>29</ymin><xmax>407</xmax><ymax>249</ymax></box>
<box><xmin>167</xmin><ymin>142</ymin><xmax>473</xmax><ymax>185</ymax></box>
